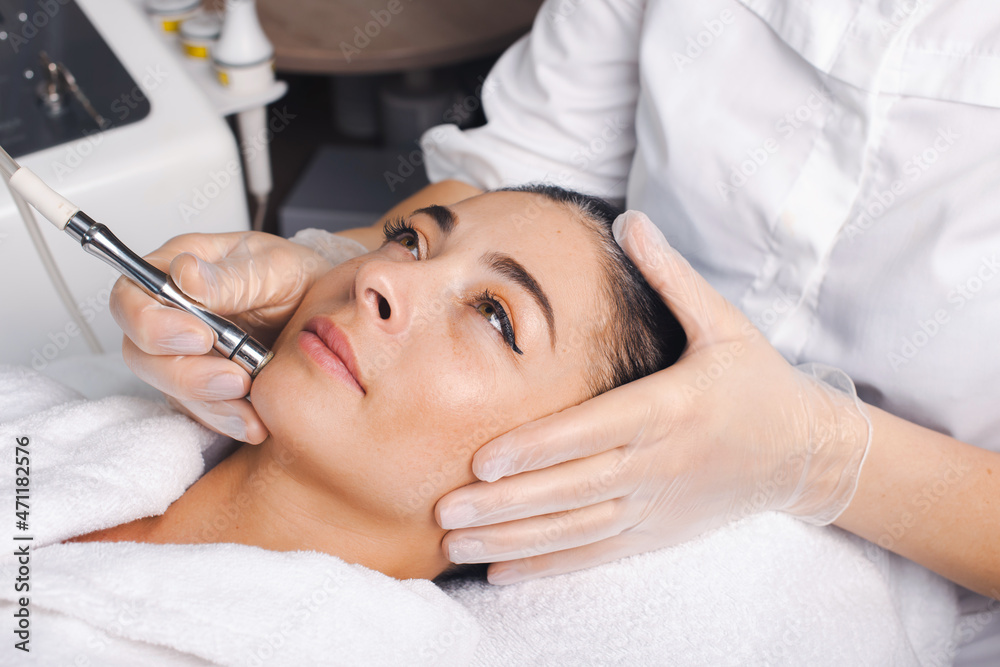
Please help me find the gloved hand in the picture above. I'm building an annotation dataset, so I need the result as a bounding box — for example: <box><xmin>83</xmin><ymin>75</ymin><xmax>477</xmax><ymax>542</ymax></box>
<box><xmin>435</xmin><ymin>210</ymin><xmax>873</xmax><ymax>584</ymax></box>
<box><xmin>110</xmin><ymin>230</ymin><xmax>366</xmax><ymax>443</ymax></box>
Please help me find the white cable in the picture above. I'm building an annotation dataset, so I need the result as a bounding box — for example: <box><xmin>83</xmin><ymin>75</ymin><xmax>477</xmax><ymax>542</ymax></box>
<box><xmin>3</xmin><ymin>177</ymin><xmax>103</xmax><ymax>354</ymax></box>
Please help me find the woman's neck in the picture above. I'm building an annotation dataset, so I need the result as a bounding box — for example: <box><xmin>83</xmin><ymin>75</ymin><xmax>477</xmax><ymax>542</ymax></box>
<box><xmin>69</xmin><ymin>440</ymin><xmax>449</xmax><ymax>580</ymax></box>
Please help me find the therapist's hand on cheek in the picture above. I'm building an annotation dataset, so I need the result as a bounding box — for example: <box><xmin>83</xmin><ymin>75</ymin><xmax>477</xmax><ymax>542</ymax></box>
<box><xmin>436</xmin><ymin>211</ymin><xmax>874</xmax><ymax>585</ymax></box>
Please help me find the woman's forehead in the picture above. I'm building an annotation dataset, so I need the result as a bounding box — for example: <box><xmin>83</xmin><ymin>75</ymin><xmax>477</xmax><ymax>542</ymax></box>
<box><xmin>447</xmin><ymin>191</ymin><xmax>595</xmax><ymax>249</ymax></box>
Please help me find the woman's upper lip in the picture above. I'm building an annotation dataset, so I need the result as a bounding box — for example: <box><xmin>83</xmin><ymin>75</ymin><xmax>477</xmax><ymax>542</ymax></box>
<box><xmin>305</xmin><ymin>316</ymin><xmax>365</xmax><ymax>392</ymax></box>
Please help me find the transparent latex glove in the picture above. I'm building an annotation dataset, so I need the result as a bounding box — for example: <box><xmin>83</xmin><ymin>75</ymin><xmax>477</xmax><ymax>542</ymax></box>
<box><xmin>110</xmin><ymin>230</ymin><xmax>366</xmax><ymax>443</ymax></box>
<box><xmin>435</xmin><ymin>211</ymin><xmax>872</xmax><ymax>585</ymax></box>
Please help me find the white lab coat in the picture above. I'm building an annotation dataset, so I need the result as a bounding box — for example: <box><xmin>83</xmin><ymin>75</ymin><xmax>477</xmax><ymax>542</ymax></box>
<box><xmin>420</xmin><ymin>0</ymin><xmax>1000</xmax><ymax>662</ymax></box>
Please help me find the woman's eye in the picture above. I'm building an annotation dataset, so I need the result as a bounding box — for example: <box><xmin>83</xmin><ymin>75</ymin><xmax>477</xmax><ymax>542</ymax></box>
<box><xmin>395</xmin><ymin>232</ymin><xmax>419</xmax><ymax>259</ymax></box>
<box><xmin>477</xmin><ymin>302</ymin><xmax>503</xmax><ymax>334</ymax></box>
<box><xmin>475</xmin><ymin>298</ymin><xmax>523</xmax><ymax>355</ymax></box>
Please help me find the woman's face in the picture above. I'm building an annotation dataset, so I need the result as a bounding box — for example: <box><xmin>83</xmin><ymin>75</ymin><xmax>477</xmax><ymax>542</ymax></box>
<box><xmin>251</xmin><ymin>191</ymin><xmax>606</xmax><ymax>527</ymax></box>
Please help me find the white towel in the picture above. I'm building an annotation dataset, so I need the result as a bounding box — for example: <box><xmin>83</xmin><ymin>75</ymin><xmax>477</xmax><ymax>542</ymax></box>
<box><xmin>442</xmin><ymin>514</ymin><xmax>959</xmax><ymax>666</ymax></box>
<box><xmin>0</xmin><ymin>361</ymin><xmax>962</xmax><ymax>665</ymax></box>
<box><xmin>0</xmin><ymin>365</ymin><xmax>479</xmax><ymax>666</ymax></box>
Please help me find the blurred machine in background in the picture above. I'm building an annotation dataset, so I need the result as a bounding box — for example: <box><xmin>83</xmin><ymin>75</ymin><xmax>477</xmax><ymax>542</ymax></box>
<box><xmin>0</xmin><ymin>0</ymin><xmax>282</xmax><ymax>369</ymax></box>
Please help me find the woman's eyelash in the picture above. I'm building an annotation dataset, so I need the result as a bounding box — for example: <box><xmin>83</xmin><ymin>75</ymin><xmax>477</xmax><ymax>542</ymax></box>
<box><xmin>381</xmin><ymin>216</ymin><xmax>414</xmax><ymax>242</ymax></box>
<box><xmin>475</xmin><ymin>289</ymin><xmax>523</xmax><ymax>355</ymax></box>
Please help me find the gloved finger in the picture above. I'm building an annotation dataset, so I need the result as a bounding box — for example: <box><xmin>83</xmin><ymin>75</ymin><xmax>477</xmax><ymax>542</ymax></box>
<box><xmin>141</xmin><ymin>231</ymin><xmax>226</xmax><ymax>269</ymax></box>
<box><xmin>166</xmin><ymin>395</ymin><xmax>268</xmax><ymax>444</ymax></box>
<box><xmin>471</xmin><ymin>379</ymin><xmax>647</xmax><ymax>483</ymax></box>
<box><xmin>111</xmin><ymin>276</ymin><xmax>215</xmax><ymax>355</ymax></box>
<box><xmin>122</xmin><ymin>336</ymin><xmax>249</xmax><ymax>401</ymax></box>
<box><xmin>437</xmin><ymin>446</ymin><xmax>632</xmax><ymax>529</ymax></box>
<box><xmin>170</xmin><ymin>252</ymin><xmax>238</xmax><ymax>309</ymax></box>
<box><xmin>169</xmin><ymin>250</ymin><xmax>263</xmax><ymax>317</ymax></box>
<box><xmin>170</xmin><ymin>239</ymin><xmax>332</xmax><ymax>334</ymax></box>
<box><xmin>442</xmin><ymin>498</ymin><xmax>626</xmax><ymax>564</ymax></box>
<box><xmin>612</xmin><ymin>210</ymin><xmax>750</xmax><ymax>347</ymax></box>
<box><xmin>484</xmin><ymin>535</ymin><xmax>642</xmax><ymax>585</ymax></box>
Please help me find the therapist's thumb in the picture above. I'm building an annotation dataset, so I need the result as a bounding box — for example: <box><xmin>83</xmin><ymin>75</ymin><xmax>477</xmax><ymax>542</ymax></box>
<box><xmin>612</xmin><ymin>210</ymin><xmax>746</xmax><ymax>346</ymax></box>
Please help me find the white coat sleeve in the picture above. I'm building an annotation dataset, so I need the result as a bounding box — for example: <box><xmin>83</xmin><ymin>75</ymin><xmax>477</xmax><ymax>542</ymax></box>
<box><xmin>420</xmin><ymin>0</ymin><xmax>645</xmax><ymax>202</ymax></box>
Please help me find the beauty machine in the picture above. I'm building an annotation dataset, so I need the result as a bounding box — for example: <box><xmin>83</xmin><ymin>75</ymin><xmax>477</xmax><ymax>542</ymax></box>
<box><xmin>0</xmin><ymin>0</ymin><xmax>284</xmax><ymax>372</ymax></box>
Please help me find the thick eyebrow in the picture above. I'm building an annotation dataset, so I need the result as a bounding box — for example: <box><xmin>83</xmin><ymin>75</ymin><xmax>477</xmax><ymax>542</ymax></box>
<box><xmin>482</xmin><ymin>251</ymin><xmax>556</xmax><ymax>350</ymax></box>
<box><xmin>411</xmin><ymin>205</ymin><xmax>456</xmax><ymax>234</ymax></box>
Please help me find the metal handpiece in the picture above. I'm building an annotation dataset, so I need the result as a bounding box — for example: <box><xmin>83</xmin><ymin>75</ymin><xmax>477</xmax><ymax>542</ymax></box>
<box><xmin>64</xmin><ymin>213</ymin><xmax>273</xmax><ymax>379</ymax></box>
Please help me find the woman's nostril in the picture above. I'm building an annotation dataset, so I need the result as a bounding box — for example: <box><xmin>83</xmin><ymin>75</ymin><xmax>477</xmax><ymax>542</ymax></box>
<box><xmin>378</xmin><ymin>295</ymin><xmax>391</xmax><ymax>320</ymax></box>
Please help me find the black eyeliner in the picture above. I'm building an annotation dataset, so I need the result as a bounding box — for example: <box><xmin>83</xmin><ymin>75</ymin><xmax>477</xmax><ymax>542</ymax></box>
<box><xmin>497</xmin><ymin>307</ymin><xmax>523</xmax><ymax>355</ymax></box>
<box><xmin>479</xmin><ymin>289</ymin><xmax>523</xmax><ymax>355</ymax></box>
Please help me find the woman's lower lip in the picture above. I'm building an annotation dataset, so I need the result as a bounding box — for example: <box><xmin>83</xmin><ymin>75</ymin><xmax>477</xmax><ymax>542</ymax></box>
<box><xmin>298</xmin><ymin>331</ymin><xmax>365</xmax><ymax>395</ymax></box>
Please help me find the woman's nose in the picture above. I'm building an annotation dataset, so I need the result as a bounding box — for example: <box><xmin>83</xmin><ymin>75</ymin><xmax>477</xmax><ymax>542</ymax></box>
<box><xmin>354</xmin><ymin>259</ymin><xmax>412</xmax><ymax>336</ymax></box>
